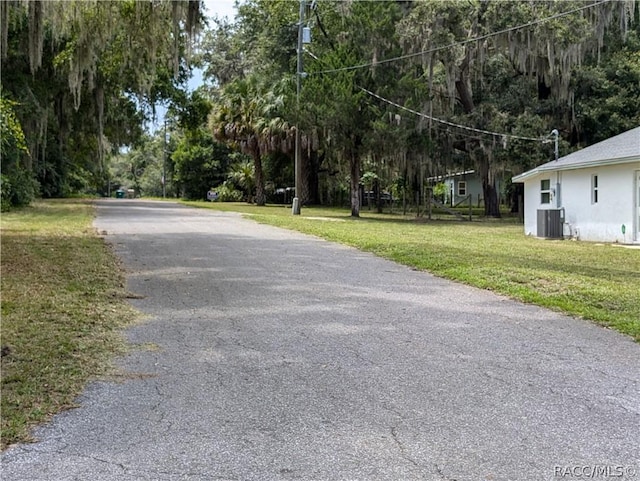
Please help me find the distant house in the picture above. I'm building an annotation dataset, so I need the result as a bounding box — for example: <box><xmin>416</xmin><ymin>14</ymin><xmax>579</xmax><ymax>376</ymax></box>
<box><xmin>429</xmin><ymin>170</ymin><xmax>505</xmax><ymax>207</ymax></box>
<box><xmin>512</xmin><ymin>126</ymin><xmax>640</xmax><ymax>243</ymax></box>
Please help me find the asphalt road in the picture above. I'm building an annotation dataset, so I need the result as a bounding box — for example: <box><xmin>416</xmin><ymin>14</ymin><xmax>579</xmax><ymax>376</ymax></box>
<box><xmin>2</xmin><ymin>200</ymin><xmax>639</xmax><ymax>481</ymax></box>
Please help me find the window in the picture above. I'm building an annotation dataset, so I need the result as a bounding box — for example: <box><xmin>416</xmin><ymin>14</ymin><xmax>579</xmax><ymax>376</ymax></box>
<box><xmin>592</xmin><ymin>175</ymin><xmax>599</xmax><ymax>204</ymax></box>
<box><xmin>458</xmin><ymin>181</ymin><xmax>467</xmax><ymax>196</ymax></box>
<box><xmin>540</xmin><ymin>179</ymin><xmax>551</xmax><ymax>204</ymax></box>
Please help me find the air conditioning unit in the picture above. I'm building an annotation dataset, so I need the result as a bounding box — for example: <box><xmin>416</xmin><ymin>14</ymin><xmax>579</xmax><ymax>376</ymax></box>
<box><xmin>537</xmin><ymin>209</ymin><xmax>564</xmax><ymax>239</ymax></box>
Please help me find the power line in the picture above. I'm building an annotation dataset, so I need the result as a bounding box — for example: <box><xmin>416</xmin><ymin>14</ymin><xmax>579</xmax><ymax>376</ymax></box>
<box><xmin>359</xmin><ymin>87</ymin><xmax>544</xmax><ymax>142</ymax></box>
<box><xmin>307</xmin><ymin>48</ymin><xmax>546</xmax><ymax>142</ymax></box>
<box><xmin>305</xmin><ymin>53</ymin><xmax>542</xmax><ymax>142</ymax></box>
<box><xmin>311</xmin><ymin>0</ymin><xmax>609</xmax><ymax>75</ymax></box>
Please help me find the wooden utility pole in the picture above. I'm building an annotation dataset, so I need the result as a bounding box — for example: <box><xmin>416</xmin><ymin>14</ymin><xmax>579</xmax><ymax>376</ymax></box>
<box><xmin>162</xmin><ymin>117</ymin><xmax>167</xmax><ymax>199</ymax></box>
<box><xmin>292</xmin><ymin>0</ymin><xmax>305</xmax><ymax>215</ymax></box>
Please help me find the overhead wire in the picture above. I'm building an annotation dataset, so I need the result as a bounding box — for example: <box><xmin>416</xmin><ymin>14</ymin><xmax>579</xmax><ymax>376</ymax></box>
<box><xmin>310</xmin><ymin>0</ymin><xmax>609</xmax><ymax>75</ymax></box>
<box><xmin>359</xmin><ymin>87</ymin><xmax>544</xmax><ymax>142</ymax></box>
<box><xmin>303</xmin><ymin>0</ymin><xmax>584</xmax><ymax>143</ymax></box>
<box><xmin>305</xmin><ymin>49</ymin><xmax>546</xmax><ymax>143</ymax></box>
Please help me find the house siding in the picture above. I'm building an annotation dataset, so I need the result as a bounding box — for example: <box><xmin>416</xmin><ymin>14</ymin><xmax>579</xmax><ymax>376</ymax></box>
<box><xmin>443</xmin><ymin>176</ymin><xmax>503</xmax><ymax>206</ymax></box>
<box><xmin>445</xmin><ymin>176</ymin><xmax>484</xmax><ymax>206</ymax></box>
<box><xmin>522</xmin><ymin>162</ymin><xmax>640</xmax><ymax>242</ymax></box>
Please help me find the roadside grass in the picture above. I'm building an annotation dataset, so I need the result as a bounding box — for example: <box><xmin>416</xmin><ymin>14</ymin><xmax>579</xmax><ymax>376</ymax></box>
<box><xmin>183</xmin><ymin>201</ymin><xmax>640</xmax><ymax>341</ymax></box>
<box><xmin>1</xmin><ymin>200</ymin><xmax>139</xmax><ymax>449</ymax></box>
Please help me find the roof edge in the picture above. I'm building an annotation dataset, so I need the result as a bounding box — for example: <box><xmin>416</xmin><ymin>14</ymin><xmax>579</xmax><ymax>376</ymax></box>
<box><xmin>512</xmin><ymin>155</ymin><xmax>640</xmax><ymax>182</ymax></box>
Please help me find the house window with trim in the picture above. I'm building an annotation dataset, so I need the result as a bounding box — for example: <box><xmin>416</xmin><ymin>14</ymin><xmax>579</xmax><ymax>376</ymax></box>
<box><xmin>458</xmin><ymin>181</ymin><xmax>467</xmax><ymax>196</ymax></box>
<box><xmin>540</xmin><ymin>179</ymin><xmax>551</xmax><ymax>204</ymax></box>
<box><xmin>591</xmin><ymin>174</ymin><xmax>599</xmax><ymax>204</ymax></box>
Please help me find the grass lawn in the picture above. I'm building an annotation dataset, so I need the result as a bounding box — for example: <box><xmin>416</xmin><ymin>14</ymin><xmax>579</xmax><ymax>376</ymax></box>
<box><xmin>1</xmin><ymin>200</ymin><xmax>139</xmax><ymax>449</ymax></box>
<box><xmin>1</xmin><ymin>198</ymin><xmax>637</xmax><ymax>448</ymax></box>
<box><xmin>183</xmin><ymin>201</ymin><xmax>640</xmax><ymax>342</ymax></box>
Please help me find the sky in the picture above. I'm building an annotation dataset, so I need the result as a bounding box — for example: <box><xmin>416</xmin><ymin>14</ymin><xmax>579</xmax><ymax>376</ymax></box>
<box><xmin>187</xmin><ymin>0</ymin><xmax>238</xmax><ymax>91</ymax></box>
<box><xmin>203</xmin><ymin>0</ymin><xmax>237</xmax><ymax>21</ymax></box>
<box><xmin>152</xmin><ymin>0</ymin><xmax>238</xmax><ymax>130</ymax></box>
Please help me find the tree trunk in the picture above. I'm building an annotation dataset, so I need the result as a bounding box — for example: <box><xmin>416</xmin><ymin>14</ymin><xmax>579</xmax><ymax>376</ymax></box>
<box><xmin>299</xmin><ymin>150</ymin><xmax>311</xmax><ymax>205</ymax></box>
<box><xmin>307</xmin><ymin>151</ymin><xmax>321</xmax><ymax>204</ymax></box>
<box><xmin>350</xmin><ymin>151</ymin><xmax>360</xmax><ymax>217</ymax></box>
<box><xmin>455</xmin><ymin>55</ymin><xmax>474</xmax><ymax>113</ymax></box>
<box><xmin>456</xmin><ymin>61</ymin><xmax>503</xmax><ymax>218</ymax></box>
<box><xmin>402</xmin><ymin>166</ymin><xmax>407</xmax><ymax>215</ymax></box>
<box><xmin>374</xmin><ymin>176</ymin><xmax>383</xmax><ymax>213</ymax></box>
<box><xmin>476</xmin><ymin>150</ymin><xmax>501</xmax><ymax>218</ymax></box>
<box><xmin>482</xmin><ymin>181</ymin><xmax>501</xmax><ymax>218</ymax></box>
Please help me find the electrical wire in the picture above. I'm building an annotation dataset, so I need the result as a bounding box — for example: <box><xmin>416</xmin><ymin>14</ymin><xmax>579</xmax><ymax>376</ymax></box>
<box><xmin>306</xmin><ymin>50</ymin><xmax>545</xmax><ymax>142</ymax></box>
<box><xmin>311</xmin><ymin>0</ymin><xmax>609</xmax><ymax>75</ymax></box>
<box><xmin>359</xmin><ymin>87</ymin><xmax>544</xmax><ymax>142</ymax></box>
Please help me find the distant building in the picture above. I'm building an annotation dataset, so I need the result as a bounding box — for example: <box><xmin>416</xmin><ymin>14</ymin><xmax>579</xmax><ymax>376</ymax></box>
<box><xmin>429</xmin><ymin>170</ymin><xmax>505</xmax><ymax>207</ymax></box>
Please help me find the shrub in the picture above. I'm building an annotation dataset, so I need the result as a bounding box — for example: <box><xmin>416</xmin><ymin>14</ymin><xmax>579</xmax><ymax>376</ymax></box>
<box><xmin>1</xmin><ymin>174</ymin><xmax>12</xmax><ymax>212</ymax></box>
<box><xmin>213</xmin><ymin>181</ymin><xmax>243</xmax><ymax>202</ymax></box>
<box><xmin>9</xmin><ymin>168</ymin><xmax>40</xmax><ymax>207</ymax></box>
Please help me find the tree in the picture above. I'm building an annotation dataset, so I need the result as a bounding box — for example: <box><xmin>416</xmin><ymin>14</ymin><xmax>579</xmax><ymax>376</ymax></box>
<box><xmin>172</xmin><ymin>130</ymin><xmax>231</xmax><ymax>200</ymax></box>
<box><xmin>227</xmin><ymin>160</ymin><xmax>256</xmax><ymax>202</ymax></box>
<box><xmin>0</xmin><ymin>94</ymin><xmax>37</xmax><ymax>210</ymax></box>
<box><xmin>573</xmin><ymin>27</ymin><xmax>640</xmax><ymax>144</ymax></box>
<box><xmin>197</xmin><ymin>0</ymin><xmax>639</xmax><ymax>216</ymax></box>
<box><xmin>109</xmin><ymin>133</ymin><xmax>168</xmax><ymax>197</ymax></box>
<box><xmin>197</xmin><ymin>17</ymin><xmax>247</xmax><ymax>89</ymax></box>
<box><xmin>1</xmin><ymin>0</ymin><xmax>204</xmax><ymax>204</ymax></box>
<box><xmin>138</xmin><ymin>90</ymin><xmax>233</xmax><ymax>200</ymax></box>
<box><xmin>396</xmin><ymin>0</ymin><xmax>636</xmax><ymax>216</ymax></box>
<box><xmin>209</xmin><ymin>74</ymin><xmax>291</xmax><ymax>205</ymax></box>
<box><xmin>299</xmin><ymin>0</ymin><xmax>404</xmax><ymax>216</ymax></box>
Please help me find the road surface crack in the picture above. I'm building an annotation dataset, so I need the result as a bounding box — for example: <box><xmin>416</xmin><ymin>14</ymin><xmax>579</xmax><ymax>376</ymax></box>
<box><xmin>390</xmin><ymin>426</ymin><xmax>420</xmax><ymax>468</ymax></box>
<box><xmin>434</xmin><ymin>463</ymin><xmax>458</xmax><ymax>481</ymax></box>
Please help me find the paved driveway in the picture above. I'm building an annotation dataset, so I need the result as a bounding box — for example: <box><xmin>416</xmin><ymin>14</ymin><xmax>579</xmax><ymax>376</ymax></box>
<box><xmin>2</xmin><ymin>200</ymin><xmax>639</xmax><ymax>481</ymax></box>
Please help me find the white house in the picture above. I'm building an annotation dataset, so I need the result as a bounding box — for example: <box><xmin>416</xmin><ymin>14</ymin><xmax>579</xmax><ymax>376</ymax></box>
<box><xmin>512</xmin><ymin>126</ymin><xmax>640</xmax><ymax>243</ymax></box>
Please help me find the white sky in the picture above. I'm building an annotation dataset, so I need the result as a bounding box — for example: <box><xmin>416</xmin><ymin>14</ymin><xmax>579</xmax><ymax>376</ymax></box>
<box><xmin>203</xmin><ymin>0</ymin><xmax>237</xmax><ymax>21</ymax></box>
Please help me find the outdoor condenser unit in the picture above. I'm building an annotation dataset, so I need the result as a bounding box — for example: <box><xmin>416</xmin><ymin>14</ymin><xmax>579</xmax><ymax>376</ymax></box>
<box><xmin>537</xmin><ymin>209</ymin><xmax>564</xmax><ymax>239</ymax></box>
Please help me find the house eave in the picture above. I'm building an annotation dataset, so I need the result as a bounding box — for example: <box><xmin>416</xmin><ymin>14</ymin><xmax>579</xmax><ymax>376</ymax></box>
<box><xmin>512</xmin><ymin>155</ymin><xmax>640</xmax><ymax>183</ymax></box>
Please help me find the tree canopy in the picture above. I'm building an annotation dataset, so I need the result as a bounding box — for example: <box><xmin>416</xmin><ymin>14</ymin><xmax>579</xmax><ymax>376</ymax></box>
<box><xmin>3</xmin><ymin>0</ymin><xmax>638</xmax><ymax>215</ymax></box>
<box><xmin>194</xmin><ymin>0</ymin><xmax>638</xmax><ymax>216</ymax></box>
<box><xmin>1</xmin><ymin>0</ymin><xmax>203</xmax><ymax>209</ymax></box>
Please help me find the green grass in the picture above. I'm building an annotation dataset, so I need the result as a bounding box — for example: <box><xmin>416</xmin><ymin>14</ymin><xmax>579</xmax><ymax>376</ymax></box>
<box><xmin>2</xmin><ymin>198</ymin><xmax>637</xmax><ymax>447</ymax></box>
<box><xmin>183</xmin><ymin>201</ymin><xmax>640</xmax><ymax>341</ymax></box>
<box><xmin>1</xmin><ymin>200</ymin><xmax>140</xmax><ymax>449</ymax></box>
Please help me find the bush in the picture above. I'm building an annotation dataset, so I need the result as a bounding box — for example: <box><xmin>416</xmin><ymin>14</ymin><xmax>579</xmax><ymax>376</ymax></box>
<box><xmin>1</xmin><ymin>168</ymin><xmax>40</xmax><ymax>211</ymax></box>
<box><xmin>433</xmin><ymin>182</ymin><xmax>448</xmax><ymax>203</ymax></box>
<box><xmin>1</xmin><ymin>174</ymin><xmax>12</xmax><ymax>212</ymax></box>
<box><xmin>10</xmin><ymin>168</ymin><xmax>40</xmax><ymax>207</ymax></box>
<box><xmin>1</xmin><ymin>96</ymin><xmax>38</xmax><ymax>210</ymax></box>
<box><xmin>213</xmin><ymin>181</ymin><xmax>243</xmax><ymax>202</ymax></box>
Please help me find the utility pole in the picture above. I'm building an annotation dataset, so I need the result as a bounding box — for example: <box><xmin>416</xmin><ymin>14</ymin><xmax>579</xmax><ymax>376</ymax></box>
<box><xmin>550</xmin><ymin>129</ymin><xmax>561</xmax><ymax>209</ymax></box>
<box><xmin>162</xmin><ymin>117</ymin><xmax>167</xmax><ymax>198</ymax></box>
<box><xmin>292</xmin><ymin>0</ymin><xmax>305</xmax><ymax>215</ymax></box>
